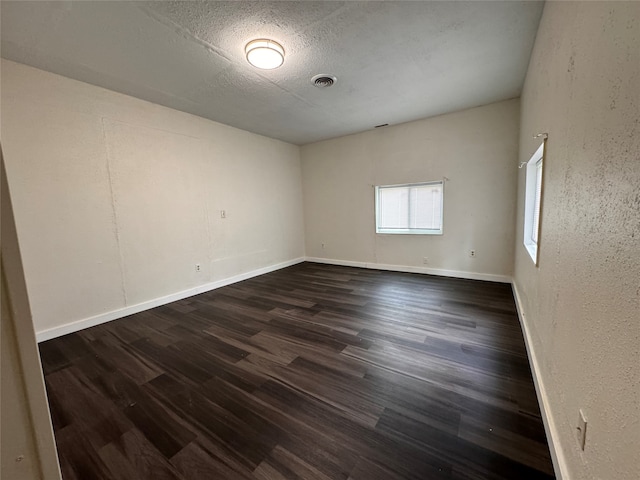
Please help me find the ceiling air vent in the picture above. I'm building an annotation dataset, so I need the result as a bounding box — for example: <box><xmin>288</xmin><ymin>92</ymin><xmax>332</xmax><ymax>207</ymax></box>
<box><xmin>311</xmin><ymin>74</ymin><xmax>337</xmax><ymax>88</ymax></box>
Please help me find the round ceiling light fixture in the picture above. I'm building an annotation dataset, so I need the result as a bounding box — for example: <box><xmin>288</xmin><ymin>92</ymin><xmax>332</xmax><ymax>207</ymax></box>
<box><xmin>245</xmin><ymin>39</ymin><xmax>285</xmax><ymax>70</ymax></box>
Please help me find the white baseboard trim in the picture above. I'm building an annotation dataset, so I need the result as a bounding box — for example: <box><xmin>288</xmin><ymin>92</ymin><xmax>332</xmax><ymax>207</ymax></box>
<box><xmin>512</xmin><ymin>282</ymin><xmax>569</xmax><ymax>480</ymax></box>
<box><xmin>304</xmin><ymin>257</ymin><xmax>512</xmax><ymax>283</ymax></box>
<box><xmin>36</xmin><ymin>257</ymin><xmax>305</xmax><ymax>342</ymax></box>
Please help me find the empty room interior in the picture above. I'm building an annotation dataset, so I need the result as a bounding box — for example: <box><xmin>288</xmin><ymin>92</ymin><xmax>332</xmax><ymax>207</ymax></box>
<box><xmin>1</xmin><ymin>1</ymin><xmax>638</xmax><ymax>480</ymax></box>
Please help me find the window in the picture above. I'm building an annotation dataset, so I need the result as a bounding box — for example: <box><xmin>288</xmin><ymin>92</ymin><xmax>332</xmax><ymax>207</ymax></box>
<box><xmin>375</xmin><ymin>181</ymin><xmax>443</xmax><ymax>234</ymax></box>
<box><xmin>523</xmin><ymin>141</ymin><xmax>545</xmax><ymax>264</ymax></box>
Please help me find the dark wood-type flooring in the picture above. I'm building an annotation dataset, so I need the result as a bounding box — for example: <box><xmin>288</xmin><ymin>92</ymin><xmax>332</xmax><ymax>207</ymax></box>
<box><xmin>39</xmin><ymin>262</ymin><xmax>555</xmax><ymax>480</ymax></box>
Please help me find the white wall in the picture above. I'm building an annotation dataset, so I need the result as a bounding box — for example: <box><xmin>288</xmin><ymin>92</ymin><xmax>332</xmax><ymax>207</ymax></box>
<box><xmin>1</xmin><ymin>156</ymin><xmax>61</xmax><ymax>480</ymax></box>
<box><xmin>1</xmin><ymin>289</ymin><xmax>42</xmax><ymax>480</ymax></box>
<box><xmin>1</xmin><ymin>59</ymin><xmax>305</xmax><ymax>338</ymax></box>
<box><xmin>514</xmin><ymin>2</ymin><xmax>640</xmax><ymax>480</ymax></box>
<box><xmin>301</xmin><ymin>99</ymin><xmax>519</xmax><ymax>281</ymax></box>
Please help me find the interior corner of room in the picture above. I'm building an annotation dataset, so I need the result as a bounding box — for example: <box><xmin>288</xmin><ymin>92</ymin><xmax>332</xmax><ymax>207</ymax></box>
<box><xmin>1</xmin><ymin>1</ymin><xmax>638</xmax><ymax>480</ymax></box>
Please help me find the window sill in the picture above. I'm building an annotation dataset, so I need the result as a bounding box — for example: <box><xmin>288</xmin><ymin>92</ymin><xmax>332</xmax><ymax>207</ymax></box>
<box><xmin>524</xmin><ymin>241</ymin><xmax>538</xmax><ymax>265</ymax></box>
<box><xmin>376</xmin><ymin>229</ymin><xmax>443</xmax><ymax>235</ymax></box>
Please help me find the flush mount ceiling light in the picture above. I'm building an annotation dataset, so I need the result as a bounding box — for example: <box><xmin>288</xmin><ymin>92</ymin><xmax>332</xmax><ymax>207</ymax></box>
<box><xmin>245</xmin><ymin>39</ymin><xmax>284</xmax><ymax>69</ymax></box>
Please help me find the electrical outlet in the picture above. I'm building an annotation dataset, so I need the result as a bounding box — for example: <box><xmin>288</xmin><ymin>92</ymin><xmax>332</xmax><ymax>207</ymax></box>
<box><xmin>577</xmin><ymin>410</ymin><xmax>587</xmax><ymax>451</ymax></box>
<box><xmin>321</xmin><ymin>242</ymin><xmax>325</xmax><ymax>249</ymax></box>
<box><xmin>470</xmin><ymin>250</ymin><xmax>476</xmax><ymax>257</ymax></box>
<box><xmin>423</xmin><ymin>257</ymin><xmax>429</xmax><ymax>265</ymax></box>
<box><xmin>195</xmin><ymin>264</ymin><xmax>201</xmax><ymax>272</ymax></box>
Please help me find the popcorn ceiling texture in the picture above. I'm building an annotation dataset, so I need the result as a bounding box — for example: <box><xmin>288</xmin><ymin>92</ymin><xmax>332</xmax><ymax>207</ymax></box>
<box><xmin>0</xmin><ymin>1</ymin><xmax>543</xmax><ymax>145</ymax></box>
<box><xmin>514</xmin><ymin>2</ymin><xmax>640</xmax><ymax>479</ymax></box>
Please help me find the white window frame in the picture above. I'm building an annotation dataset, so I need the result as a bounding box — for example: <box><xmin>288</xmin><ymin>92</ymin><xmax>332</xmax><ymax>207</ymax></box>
<box><xmin>523</xmin><ymin>141</ymin><xmax>545</xmax><ymax>265</ymax></box>
<box><xmin>375</xmin><ymin>181</ymin><xmax>444</xmax><ymax>235</ymax></box>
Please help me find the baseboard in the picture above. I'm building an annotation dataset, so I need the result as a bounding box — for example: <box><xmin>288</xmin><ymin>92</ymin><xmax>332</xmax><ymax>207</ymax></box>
<box><xmin>36</xmin><ymin>257</ymin><xmax>305</xmax><ymax>342</ymax></box>
<box><xmin>304</xmin><ymin>256</ymin><xmax>512</xmax><ymax>283</ymax></box>
<box><xmin>512</xmin><ymin>282</ymin><xmax>570</xmax><ymax>480</ymax></box>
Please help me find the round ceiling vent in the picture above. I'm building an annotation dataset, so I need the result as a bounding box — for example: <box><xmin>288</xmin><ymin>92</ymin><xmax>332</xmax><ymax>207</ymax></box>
<box><xmin>311</xmin><ymin>74</ymin><xmax>337</xmax><ymax>88</ymax></box>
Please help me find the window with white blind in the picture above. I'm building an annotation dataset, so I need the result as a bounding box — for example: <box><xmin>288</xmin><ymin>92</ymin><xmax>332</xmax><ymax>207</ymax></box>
<box><xmin>375</xmin><ymin>181</ymin><xmax>443</xmax><ymax>235</ymax></box>
<box><xmin>523</xmin><ymin>141</ymin><xmax>545</xmax><ymax>264</ymax></box>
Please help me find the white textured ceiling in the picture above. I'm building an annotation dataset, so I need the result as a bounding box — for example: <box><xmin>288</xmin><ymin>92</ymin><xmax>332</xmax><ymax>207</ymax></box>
<box><xmin>1</xmin><ymin>1</ymin><xmax>544</xmax><ymax>145</ymax></box>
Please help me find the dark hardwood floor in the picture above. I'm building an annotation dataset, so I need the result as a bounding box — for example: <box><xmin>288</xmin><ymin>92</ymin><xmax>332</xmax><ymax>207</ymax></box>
<box><xmin>39</xmin><ymin>262</ymin><xmax>555</xmax><ymax>480</ymax></box>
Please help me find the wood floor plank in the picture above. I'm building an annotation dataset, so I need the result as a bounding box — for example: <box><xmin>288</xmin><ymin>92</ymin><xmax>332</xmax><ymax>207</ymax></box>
<box><xmin>98</xmin><ymin>429</ymin><xmax>186</xmax><ymax>480</ymax></box>
<box><xmin>265</xmin><ymin>445</ymin><xmax>335</xmax><ymax>480</ymax></box>
<box><xmin>170</xmin><ymin>438</ymin><xmax>256</xmax><ymax>480</ymax></box>
<box><xmin>39</xmin><ymin>262</ymin><xmax>555</xmax><ymax>479</ymax></box>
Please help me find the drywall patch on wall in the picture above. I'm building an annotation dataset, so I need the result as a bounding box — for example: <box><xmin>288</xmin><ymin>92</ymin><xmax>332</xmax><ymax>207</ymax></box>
<box><xmin>301</xmin><ymin>99</ymin><xmax>520</xmax><ymax>279</ymax></box>
<box><xmin>514</xmin><ymin>2</ymin><xmax>640</xmax><ymax>480</ymax></box>
<box><xmin>1</xmin><ymin>59</ymin><xmax>305</xmax><ymax>334</ymax></box>
<box><xmin>1</xmin><ymin>96</ymin><xmax>126</xmax><ymax>326</ymax></box>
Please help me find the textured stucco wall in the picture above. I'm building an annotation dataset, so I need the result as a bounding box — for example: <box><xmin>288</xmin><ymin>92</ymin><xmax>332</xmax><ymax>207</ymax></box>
<box><xmin>301</xmin><ymin>99</ymin><xmax>520</xmax><ymax>281</ymax></box>
<box><xmin>514</xmin><ymin>2</ymin><xmax>640</xmax><ymax>479</ymax></box>
<box><xmin>1</xmin><ymin>60</ymin><xmax>305</xmax><ymax>336</ymax></box>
